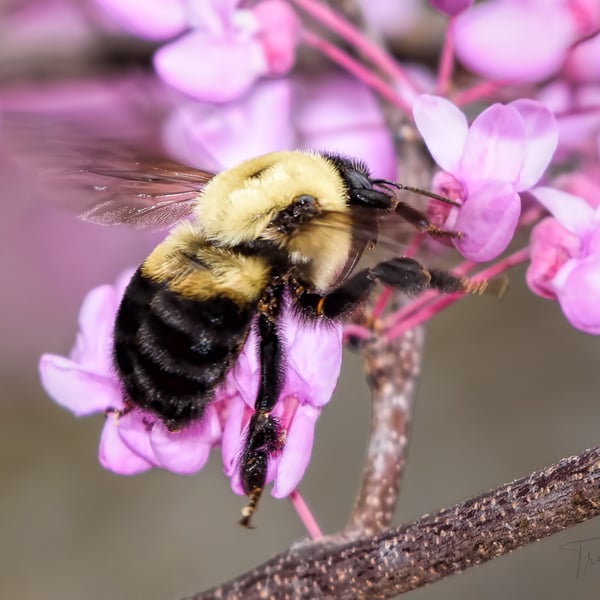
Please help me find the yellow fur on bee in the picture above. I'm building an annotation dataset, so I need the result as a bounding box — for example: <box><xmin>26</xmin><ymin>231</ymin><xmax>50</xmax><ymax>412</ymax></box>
<box><xmin>142</xmin><ymin>222</ymin><xmax>270</xmax><ymax>303</ymax></box>
<box><xmin>195</xmin><ymin>151</ymin><xmax>348</xmax><ymax>246</ymax></box>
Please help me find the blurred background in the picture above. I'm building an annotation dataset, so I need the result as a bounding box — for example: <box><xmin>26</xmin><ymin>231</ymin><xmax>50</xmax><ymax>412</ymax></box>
<box><xmin>1</xmin><ymin>1</ymin><xmax>600</xmax><ymax>599</ymax></box>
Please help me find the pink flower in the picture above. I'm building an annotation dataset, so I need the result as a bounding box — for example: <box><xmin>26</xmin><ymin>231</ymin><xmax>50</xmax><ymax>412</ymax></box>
<box><xmin>222</xmin><ymin>309</ymin><xmax>343</xmax><ymax>498</ymax></box>
<box><xmin>39</xmin><ymin>269</ymin><xmax>225</xmax><ymax>475</ymax></box>
<box><xmin>564</xmin><ymin>32</ymin><xmax>600</xmax><ymax>83</ymax></box>
<box><xmin>527</xmin><ymin>187</ymin><xmax>600</xmax><ymax>334</ymax></box>
<box><xmin>163</xmin><ymin>72</ymin><xmax>396</xmax><ymax>180</ymax></box>
<box><xmin>40</xmin><ymin>269</ymin><xmax>342</xmax><ymax>498</ymax></box>
<box><xmin>413</xmin><ymin>94</ymin><xmax>557</xmax><ymax>261</ymax></box>
<box><xmin>538</xmin><ymin>81</ymin><xmax>600</xmax><ymax>158</ymax></box>
<box><xmin>95</xmin><ymin>0</ymin><xmax>300</xmax><ymax>102</ymax></box>
<box><xmin>453</xmin><ymin>0</ymin><xmax>600</xmax><ymax>82</ymax></box>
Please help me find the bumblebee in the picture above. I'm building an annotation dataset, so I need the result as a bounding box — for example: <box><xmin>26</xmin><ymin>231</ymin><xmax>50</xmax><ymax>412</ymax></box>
<box><xmin>7</xmin><ymin>113</ymin><xmax>497</xmax><ymax>525</ymax></box>
<box><xmin>84</xmin><ymin>149</ymin><xmax>497</xmax><ymax>527</ymax></box>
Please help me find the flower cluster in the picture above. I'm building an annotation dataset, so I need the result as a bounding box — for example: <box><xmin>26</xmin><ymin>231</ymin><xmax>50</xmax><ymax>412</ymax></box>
<box><xmin>40</xmin><ymin>269</ymin><xmax>342</xmax><ymax>497</ymax></box>
<box><xmin>94</xmin><ymin>0</ymin><xmax>300</xmax><ymax>102</ymax></box>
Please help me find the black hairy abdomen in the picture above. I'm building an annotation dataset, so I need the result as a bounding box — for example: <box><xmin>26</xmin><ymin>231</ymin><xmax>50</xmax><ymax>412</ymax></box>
<box><xmin>113</xmin><ymin>268</ymin><xmax>253</xmax><ymax>430</ymax></box>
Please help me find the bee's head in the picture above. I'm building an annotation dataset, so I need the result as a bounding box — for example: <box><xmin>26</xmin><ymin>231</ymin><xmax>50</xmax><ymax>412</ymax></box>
<box><xmin>196</xmin><ymin>150</ymin><xmax>351</xmax><ymax>245</ymax></box>
<box><xmin>194</xmin><ymin>150</ymin><xmax>359</xmax><ymax>289</ymax></box>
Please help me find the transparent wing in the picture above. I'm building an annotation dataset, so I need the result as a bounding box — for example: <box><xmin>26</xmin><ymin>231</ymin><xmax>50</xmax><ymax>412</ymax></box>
<box><xmin>1</xmin><ymin>101</ymin><xmax>219</xmax><ymax>229</ymax></box>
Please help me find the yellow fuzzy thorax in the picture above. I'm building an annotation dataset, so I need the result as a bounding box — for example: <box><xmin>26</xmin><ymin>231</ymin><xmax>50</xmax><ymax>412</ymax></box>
<box><xmin>194</xmin><ymin>150</ymin><xmax>348</xmax><ymax>245</ymax></box>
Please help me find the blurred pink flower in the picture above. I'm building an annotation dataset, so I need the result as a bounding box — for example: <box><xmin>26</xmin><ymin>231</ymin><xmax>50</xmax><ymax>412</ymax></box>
<box><xmin>428</xmin><ymin>0</ymin><xmax>473</xmax><ymax>16</ymax></box>
<box><xmin>564</xmin><ymin>32</ymin><xmax>600</xmax><ymax>83</ymax></box>
<box><xmin>40</xmin><ymin>269</ymin><xmax>342</xmax><ymax>497</ymax></box>
<box><xmin>95</xmin><ymin>0</ymin><xmax>300</xmax><ymax>102</ymax></box>
<box><xmin>527</xmin><ymin>187</ymin><xmax>600</xmax><ymax>334</ymax></box>
<box><xmin>538</xmin><ymin>81</ymin><xmax>600</xmax><ymax>158</ymax></box>
<box><xmin>163</xmin><ymin>71</ymin><xmax>396</xmax><ymax>180</ymax></box>
<box><xmin>413</xmin><ymin>94</ymin><xmax>557</xmax><ymax>261</ymax></box>
<box><xmin>454</xmin><ymin>0</ymin><xmax>600</xmax><ymax>82</ymax></box>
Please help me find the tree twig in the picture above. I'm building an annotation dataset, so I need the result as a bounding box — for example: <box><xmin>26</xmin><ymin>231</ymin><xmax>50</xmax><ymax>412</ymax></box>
<box><xmin>344</xmin><ymin>324</ymin><xmax>424</xmax><ymax>537</ymax></box>
<box><xmin>186</xmin><ymin>443</ymin><xmax>600</xmax><ymax>599</ymax></box>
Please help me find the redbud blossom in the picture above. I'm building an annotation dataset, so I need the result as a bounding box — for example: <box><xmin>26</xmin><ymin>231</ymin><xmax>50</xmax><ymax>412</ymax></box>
<box><xmin>39</xmin><ymin>270</ymin><xmax>342</xmax><ymax>496</ymax></box>
<box><xmin>413</xmin><ymin>94</ymin><xmax>557</xmax><ymax>262</ymax></box>
<box><xmin>163</xmin><ymin>73</ymin><xmax>396</xmax><ymax>180</ymax></box>
<box><xmin>453</xmin><ymin>0</ymin><xmax>600</xmax><ymax>82</ymax></box>
<box><xmin>528</xmin><ymin>187</ymin><xmax>600</xmax><ymax>334</ymax></box>
<box><xmin>94</xmin><ymin>0</ymin><xmax>300</xmax><ymax>103</ymax></box>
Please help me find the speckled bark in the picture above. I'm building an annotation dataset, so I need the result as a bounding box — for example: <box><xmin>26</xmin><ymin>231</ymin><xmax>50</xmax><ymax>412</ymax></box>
<box><xmin>187</xmin><ymin>444</ymin><xmax>600</xmax><ymax>599</ymax></box>
<box><xmin>345</xmin><ymin>325</ymin><xmax>424</xmax><ymax>537</ymax></box>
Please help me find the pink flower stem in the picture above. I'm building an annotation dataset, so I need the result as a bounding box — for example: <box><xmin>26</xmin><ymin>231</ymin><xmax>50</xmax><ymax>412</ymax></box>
<box><xmin>436</xmin><ymin>17</ymin><xmax>456</xmax><ymax>96</ymax></box>
<box><xmin>452</xmin><ymin>79</ymin><xmax>512</xmax><ymax>106</ymax></box>
<box><xmin>370</xmin><ymin>287</ymin><xmax>393</xmax><ymax>321</ymax></box>
<box><xmin>289</xmin><ymin>489</ymin><xmax>323</xmax><ymax>540</ymax></box>
<box><xmin>291</xmin><ymin>0</ymin><xmax>419</xmax><ymax>97</ymax></box>
<box><xmin>369</xmin><ymin>234</ymin><xmax>426</xmax><ymax>321</ymax></box>
<box><xmin>301</xmin><ymin>30</ymin><xmax>412</xmax><ymax>116</ymax></box>
<box><xmin>384</xmin><ymin>247</ymin><xmax>529</xmax><ymax>341</ymax></box>
<box><xmin>343</xmin><ymin>323</ymin><xmax>374</xmax><ymax>343</ymax></box>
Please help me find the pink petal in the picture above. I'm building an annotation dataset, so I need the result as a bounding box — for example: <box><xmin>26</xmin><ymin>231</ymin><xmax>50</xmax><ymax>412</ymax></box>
<box><xmin>454</xmin><ymin>3</ymin><xmax>577</xmax><ymax>81</ymax></box>
<box><xmin>221</xmin><ymin>395</ymin><xmax>250</xmax><ymax>481</ymax></box>
<box><xmin>163</xmin><ymin>79</ymin><xmax>294</xmax><ymax>169</ymax></box>
<box><xmin>116</xmin><ymin>409</ymin><xmax>157</xmax><ymax>465</ymax></box>
<box><xmin>459</xmin><ymin>103</ymin><xmax>526</xmax><ymax>185</ymax></box>
<box><xmin>510</xmin><ymin>100</ymin><xmax>558</xmax><ymax>190</ymax></box>
<box><xmin>564</xmin><ymin>32</ymin><xmax>600</xmax><ymax>83</ymax></box>
<box><xmin>154</xmin><ymin>32</ymin><xmax>267</xmax><ymax>102</ymax></box>
<box><xmin>526</xmin><ymin>217</ymin><xmax>577</xmax><ymax>300</ymax></box>
<box><xmin>428</xmin><ymin>0</ymin><xmax>473</xmax><ymax>16</ymax></box>
<box><xmin>149</xmin><ymin>410</ymin><xmax>221</xmax><ymax>474</ymax></box>
<box><xmin>94</xmin><ymin>0</ymin><xmax>187</xmax><ymax>41</ymax></box>
<box><xmin>71</xmin><ymin>283</ymin><xmax>120</xmax><ymax>374</ymax></box>
<box><xmin>99</xmin><ymin>418</ymin><xmax>153</xmax><ymax>475</ymax></box>
<box><xmin>271</xmin><ymin>403</ymin><xmax>320</xmax><ymax>498</ymax></box>
<box><xmin>412</xmin><ymin>94</ymin><xmax>468</xmax><ymax>174</ymax></box>
<box><xmin>283</xmin><ymin>320</ymin><xmax>343</xmax><ymax>407</ymax></box>
<box><xmin>557</xmin><ymin>258</ymin><xmax>600</xmax><ymax>334</ymax></box>
<box><xmin>295</xmin><ymin>72</ymin><xmax>396</xmax><ymax>179</ymax></box>
<box><xmin>454</xmin><ymin>180</ymin><xmax>521</xmax><ymax>262</ymax></box>
<box><xmin>253</xmin><ymin>0</ymin><xmax>300</xmax><ymax>75</ymax></box>
<box><xmin>39</xmin><ymin>353</ymin><xmax>123</xmax><ymax>416</ymax></box>
<box><xmin>531</xmin><ymin>187</ymin><xmax>594</xmax><ymax>236</ymax></box>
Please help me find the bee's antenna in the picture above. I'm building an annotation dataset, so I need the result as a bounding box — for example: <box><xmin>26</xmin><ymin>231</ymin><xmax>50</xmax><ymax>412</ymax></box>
<box><xmin>371</xmin><ymin>179</ymin><xmax>461</xmax><ymax>207</ymax></box>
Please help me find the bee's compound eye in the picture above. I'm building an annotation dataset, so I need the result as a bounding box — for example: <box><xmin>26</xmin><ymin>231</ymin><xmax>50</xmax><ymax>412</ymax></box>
<box><xmin>293</xmin><ymin>194</ymin><xmax>316</xmax><ymax>207</ymax></box>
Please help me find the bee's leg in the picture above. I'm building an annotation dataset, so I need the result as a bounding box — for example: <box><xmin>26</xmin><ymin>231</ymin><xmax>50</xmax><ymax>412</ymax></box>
<box><xmin>239</xmin><ymin>297</ymin><xmax>285</xmax><ymax>528</ymax></box>
<box><xmin>296</xmin><ymin>257</ymin><xmax>503</xmax><ymax>319</ymax></box>
<box><xmin>350</xmin><ymin>187</ymin><xmax>462</xmax><ymax>239</ymax></box>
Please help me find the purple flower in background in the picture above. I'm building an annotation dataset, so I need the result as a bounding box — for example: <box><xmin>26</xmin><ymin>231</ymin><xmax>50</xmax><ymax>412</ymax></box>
<box><xmin>563</xmin><ymin>32</ymin><xmax>600</xmax><ymax>83</ymax></box>
<box><xmin>527</xmin><ymin>187</ymin><xmax>600</xmax><ymax>334</ymax></box>
<box><xmin>95</xmin><ymin>0</ymin><xmax>300</xmax><ymax>102</ymax></box>
<box><xmin>453</xmin><ymin>0</ymin><xmax>600</xmax><ymax>82</ymax></box>
<box><xmin>39</xmin><ymin>269</ymin><xmax>342</xmax><ymax>496</ymax></box>
<box><xmin>163</xmin><ymin>72</ymin><xmax>396</xmax><ymax>181</ymax></box>
<box><xmin>413</xmin><ymin>94</ymin><xmax>557</xmax><ymax>261</ymax></box>
<box><xmin>538</xmin><ymin>81</ymin><xmax>600</xmax><ymax>158</ymax></box>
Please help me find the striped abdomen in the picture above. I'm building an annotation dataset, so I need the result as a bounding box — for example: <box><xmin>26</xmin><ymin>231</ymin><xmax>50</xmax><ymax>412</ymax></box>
<box><xmin>113</xmin><ymin>267</ymin><xmax>254</xmax><ymax>430</ymax></box>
